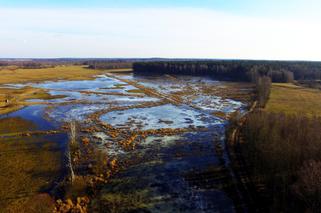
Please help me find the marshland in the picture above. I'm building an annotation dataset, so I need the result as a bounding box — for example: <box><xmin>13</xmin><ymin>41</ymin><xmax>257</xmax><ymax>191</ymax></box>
<box><xmin>2</xmin><ymin>1</ymin><xmax>321</xmax><ymax>212</ymax></box>
<box><xmin>0</xmin><ymin>59</ymin><xmax>321</xmax><ymax>213</ymax></box>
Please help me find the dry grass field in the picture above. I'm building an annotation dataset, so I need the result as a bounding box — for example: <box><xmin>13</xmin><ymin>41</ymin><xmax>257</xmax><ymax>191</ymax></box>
<box><xmin>266</xmin><ymin>83</ymin><xmax>321</xmax><ymax>116</ymax></box>
<box><xmin>0</xmin><ymin>65</ymin><xmax>131</xmax><ymax>84</ymax></box>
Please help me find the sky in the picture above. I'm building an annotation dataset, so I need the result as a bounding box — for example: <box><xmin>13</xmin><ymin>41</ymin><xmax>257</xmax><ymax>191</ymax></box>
<box><xmin>1</xmin><ymin>0</ymin><xmax>321</xmax><ymax>60</ymax></box>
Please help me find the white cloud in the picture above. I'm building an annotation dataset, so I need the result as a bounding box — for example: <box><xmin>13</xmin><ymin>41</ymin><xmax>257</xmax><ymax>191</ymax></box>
<box><xmin>0</xmin><ymin>7</ymin><xmax>321</xmax><ymax>60</ymax></box>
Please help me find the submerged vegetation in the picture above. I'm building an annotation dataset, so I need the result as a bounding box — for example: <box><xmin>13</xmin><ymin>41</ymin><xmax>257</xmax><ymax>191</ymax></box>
<box><xmin>0</xmin><ymin>120</ymin><xmax>63</xmax><ymax>212</ymax></box>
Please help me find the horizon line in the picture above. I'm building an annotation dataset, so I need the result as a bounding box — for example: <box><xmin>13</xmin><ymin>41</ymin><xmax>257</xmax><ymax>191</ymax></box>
<box><xmin>1</xmin><ymin>57</ymin><xmax>321</xmax><ymax>63</ymax></box>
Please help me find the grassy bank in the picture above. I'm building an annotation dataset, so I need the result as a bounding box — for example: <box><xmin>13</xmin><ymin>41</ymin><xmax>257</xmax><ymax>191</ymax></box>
<box><xmin>0</xmin><ymin>87</ymin><xmax>61</xmax><ymax>115</ymax></box>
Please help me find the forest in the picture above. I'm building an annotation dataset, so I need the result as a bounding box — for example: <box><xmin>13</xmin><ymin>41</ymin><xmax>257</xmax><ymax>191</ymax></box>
<box><xmin>133</xmin><ymin>60</ymin><xmax>321</xmax><ymax>82</ymax></box>
<box><xmin>239</xmin><ymin>112</ymin><xmax>321</xmax><ymax>212</ymax></box>
<box><xmin>3</xmin><ymin>59</ymin><xmax>321</xmax><ymax>83</ymax></box>
<box><xmin>84</xmin><ymin>60</ymin><xmax>133</xmax><ymax>70</ymax></box>
<box><xmin>226</xmin><ymin>69</ymin><xmax>321</xmax><ymax>212</ymax></box>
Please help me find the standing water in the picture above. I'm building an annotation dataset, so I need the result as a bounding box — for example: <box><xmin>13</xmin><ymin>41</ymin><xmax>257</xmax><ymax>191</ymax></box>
<box><xmin>1</xmin><ymin>73</ymin><xmax>248</xmax><ymax>212</ymax></box>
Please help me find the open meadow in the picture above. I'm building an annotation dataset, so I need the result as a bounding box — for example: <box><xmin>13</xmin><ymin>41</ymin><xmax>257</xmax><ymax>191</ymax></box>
<box><xmin>266</xmin><ymin>83</ymin><xmax>321</xmax><ymax>116</ymax></box>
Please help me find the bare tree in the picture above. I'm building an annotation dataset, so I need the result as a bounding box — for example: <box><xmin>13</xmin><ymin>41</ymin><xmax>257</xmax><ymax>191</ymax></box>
<box><xmin>66</xmin><ymin>121</ymin><xmax>76</xmax><ymax>183</ymax></box>
<box><xmin>69</xmin><ymin>121</ymin><xmax>76</xmax><ymax>146</ymax></box>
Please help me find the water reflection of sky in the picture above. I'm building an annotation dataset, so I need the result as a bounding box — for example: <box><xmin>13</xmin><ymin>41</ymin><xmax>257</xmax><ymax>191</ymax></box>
<box><xmin>101</xmin><ymin>104</ymin><xmax>222</xmax><ymax>131</ymax></box>
<box><xmin>1</xmin><ymin>105</ymin><xmax>56</xmax><ymax>130</ymax></box>
<box><xmin>1</xmin><ymin>74</ymin><xmax>246</xmax><ymax>212</ymax></box>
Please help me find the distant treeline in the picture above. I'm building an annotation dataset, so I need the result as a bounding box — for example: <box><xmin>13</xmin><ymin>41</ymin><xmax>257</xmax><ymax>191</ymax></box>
<box><xmin>0</xmin><ymin>59</ymin><xmax>135</xmax><ymax>70</ymax></box>
<box><xmin>0</xmin><ymin>61</ymin><xmax>54</xmax><ymax>69</ymax></box>
<box><xmin>240</xmin><ymin>112</ymin><xmax>321</xmax><ymax>212</ymax></box>
<box><xmin>133</xmin><ymin>61</ymin><xmax>321</xmax><ymax>82</ymax></box>
<box><xmin>83</xmin><ymin>61</ymin><xmax>133</xmax><ymax>70</ymax></box>
<box><xmin>2</xmin><ymin>59</ymin><xmax>321</xmax><ymax>81</ymax></box>
<box><xmin>0</xmin><ymin>62</ymin><xmax>8</xmax><ymax>67</ymax></box>
<box><xmin>297</xmin><ymin>80</ymin><xmax>321</xmax><ymax>90</ymax></box>
<box><xmin>0</xmin><ymin>59</ymin><xmax>80</xmax><ymax>69</ymax></box>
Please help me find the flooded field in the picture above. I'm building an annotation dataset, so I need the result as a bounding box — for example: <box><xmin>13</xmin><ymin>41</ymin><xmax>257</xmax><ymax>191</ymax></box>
<box><xmin>0</xmin><ymin>72</ymin><xmax>253</xmax><ymax>212</ymax></box>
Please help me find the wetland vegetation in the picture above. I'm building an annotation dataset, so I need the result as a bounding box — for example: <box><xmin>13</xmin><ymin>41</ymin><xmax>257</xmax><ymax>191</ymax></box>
<box><xmin>0</xmin><ymin>59</ymin><xmax>320</xmax><ymax>212</ymax></box>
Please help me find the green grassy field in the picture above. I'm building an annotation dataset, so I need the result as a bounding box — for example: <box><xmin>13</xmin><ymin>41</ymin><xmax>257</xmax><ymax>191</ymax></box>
<box><xmin>266</xmin><ymin>83</ymin><xmax>321</xmax><ymax>116</ymax></box>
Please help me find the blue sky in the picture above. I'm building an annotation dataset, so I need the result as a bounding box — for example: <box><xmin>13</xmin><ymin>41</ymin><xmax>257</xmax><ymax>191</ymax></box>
<box><xmin>0</xmin><ymin>0</ymin><xmax>315</xmax><ymax>14</ymax></box>
<box><xmin>0</xmin><ymin>0</ymin><xmax>310</xmax><ymax>13</ymax></box>
<box><xmin>1</xmin><ymin>0</ymin><xmax>253</xmax><ymax>8</ymax></box>
<box><xmin>1</xmin><ymin>0</ymin><xmax>321</xmax><ymax>59</ymax></box>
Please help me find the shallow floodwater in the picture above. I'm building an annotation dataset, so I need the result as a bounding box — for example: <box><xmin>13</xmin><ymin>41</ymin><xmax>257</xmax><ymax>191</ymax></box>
<box><xmin>0</xmin><ymin>105</ymin><xmax>56</xmax><ymax>130</ymax></box>
<box><xmin>2</xmin><ymin>73</ymin><xmax>246</xmax><ymax>212</ymax></box>
<box><xmin>10</xmin><ymin>75</ymin><xmax>160</xmax><ymax>123</ymax></box>
<box><xmin>101</xmin><ymin>126</ymin><xmax>235</xmax><ymax>212</ymax></box>
<box><xmin>30</xmin><ymin>75</ymin><xmax>122</xmax><ymax>91</ymax></box>
<box><xmin>100</xmin><ymin>104</ymin><xmax>222</xmax><ymax>130</ymax></box>
<box><xmin>0</xmin><ymin>105</ymin><xmax>69</xmax><ymax>207</ymax></box>
<box><xmin>192</xmin><ymin>96</ymin><xmax>243</xmax><ymax>113</ymax></box>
